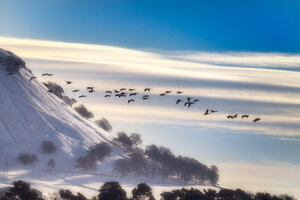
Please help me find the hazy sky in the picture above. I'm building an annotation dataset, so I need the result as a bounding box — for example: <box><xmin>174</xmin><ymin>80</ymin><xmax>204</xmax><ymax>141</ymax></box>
<box><xmin>1</xmin><ymin>0</ymin><xmax>300</xmax><ymax>198</ymax></box>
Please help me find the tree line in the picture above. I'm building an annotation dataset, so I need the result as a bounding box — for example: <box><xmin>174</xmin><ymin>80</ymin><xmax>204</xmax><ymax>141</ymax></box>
<box><xmin>0</xmin><ymin>180</ymin><xmax>296</xmax><ymax>200</ymax></box>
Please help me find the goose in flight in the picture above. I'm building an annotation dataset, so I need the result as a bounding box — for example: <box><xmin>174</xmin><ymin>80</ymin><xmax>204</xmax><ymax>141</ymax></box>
<box><xmin>187</xmin><ymin>102</ymin><xmax>195</xmax><ymax>107</ymax></box>
<box><xmin>165</xmin><ymin>91</ymin><xmax>172</xmax><ymax>94</ymax></box>
<box><xmin>176</xmin><ymin>91</ymin><xmax>183</xmax><ymax>94</ymax></box>
<box><xmin>66</xmin><ymin>81</ymin><xmax>72</xmax><ymax>84</ymax></box>
<box><xmin>128</xmin><ymin>99</ymin><xmax>135</xmax><ymax>103</ymax></box>
<box><xmin>227</xmin><ymin>114</ymin><xmax>238</xmax><ymax>119</ymax></box>
<box><xmin>193</xmin><ymin>99</ymin><xmax>200</xmax><ymax>103</ymax></box>
<box><xmin>129</xmin><ymin>88</ymin><xmax>135</xmax><ymax>91</ymax></box>
<box><xmin>144</xmin><ymin>88</ymin><xmax>151</xmax><ymax>92</ymax></box>
<box><xmin>72</xmin><ymin>89</ymin><xmax>80</xmax><ymax>92</ymax></box>
<box><xmin>87</xmin><ymin>87</ymin><xmax>95</xmax><ymax>93</ymax></box>
<box><xmin>120</xmin><ymin>88</ymin><xmax>126</xmax><ymax>91</ymax></box>
<box><xmin>114</xmin><ymin>89</ymin><xmax>120</xmax><ymax>93</ymax></box>
<box><xmin>160</xmin><ymin>93</ymin><xmax>166</xmax><ymax>96</ymax></box>
<box><xmin>176</xmin><ymin>99</ymin><xmax>183</xmax><ymax>104</ymax></box>
<box><xmin>210</xmin><ymin>109</ymin><xmax>217</xmax><ymax>113</ymax></box>
<box><xmin>253</xmin><ymin>118</ymin><xmax>261</xmax><ymax>122</ymax></box>
<box><xmin>186</xmin><ymin>97</ymin><xmax>192</xmax><ymax>102</ymax></box>
<box><xmin>105</xmin><ymin>95</ymin><xmax>111</xmax><ymax>98</ymax></box>
<box><xmin>105</xmin><ymin>91</ymin><xmax>112</xmax><ymax>94</ymax></box>
<box><xmin>130</xmin><ymin>93</ymin><xmax>138</xmax><ymax>96</ymax></box>
<box><xmin>204</xmin><ymin>109</ymin><xmax>210</xmax><ymax>115</ymax></box>
<box><xmin>241</xmin><ymin>115</ymin><xmax>249</xmax><ymax>118</ymax></box>
<box><xmin>42</xmin><ymin>73</ymin><xmax>53</xmax><ymax>76</ymax></box>
<box><xmin>29</xmin><ymin>76</ymin><xmax>37</xmax><ymax>81</ymax></box>
<box><xmin>78</xmin><ymin>95</ymin><xmax>87</xmax><ymax>98</ymax></box>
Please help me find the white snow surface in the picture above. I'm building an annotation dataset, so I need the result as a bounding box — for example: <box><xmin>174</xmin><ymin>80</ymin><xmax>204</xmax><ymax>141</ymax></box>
<box><xmin>0</xmin><ymin>49</ymin><xmax>213</xmax><ymax>198</ymax></box>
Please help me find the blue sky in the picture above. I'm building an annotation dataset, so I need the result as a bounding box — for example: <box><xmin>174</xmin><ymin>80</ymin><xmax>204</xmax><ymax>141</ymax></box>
<box><xmin>1</xmin><ymin>0</ymin><xmax>300</xmax><ymax>197</ymax></box>
<box><xmin>1</xmin><ymin>0</ymin><xmax>300</xmax><ymax>52</ymax></box>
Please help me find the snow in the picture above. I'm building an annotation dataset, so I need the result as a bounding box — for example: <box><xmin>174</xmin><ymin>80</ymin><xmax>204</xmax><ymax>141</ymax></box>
<box><xmin>0</xmin><ymin>48</ymin><xmax>214</xmax><ymax>198</ymax></box>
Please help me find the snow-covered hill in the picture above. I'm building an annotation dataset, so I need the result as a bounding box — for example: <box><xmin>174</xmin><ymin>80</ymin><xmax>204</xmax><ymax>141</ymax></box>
<box><xmin>0</xmin><ymin>48</ymin><xmax>122</xmax><ymax>169</ymax></box>
<box><xmin>0</xmin><ymin>48</ymin><xmax>216</xmax><ymax>198</ymax></box>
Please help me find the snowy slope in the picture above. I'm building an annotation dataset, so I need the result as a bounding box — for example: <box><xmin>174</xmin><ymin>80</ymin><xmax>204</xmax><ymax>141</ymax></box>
<box><xmin>0</xmin><ymin>48</ymin><xmax>123</xmax><ymax>170</ymax></box>
<box><xmin>0</xmin><ymin>49</ymin><xmax>215</xmax><ymax>198</ymax></box>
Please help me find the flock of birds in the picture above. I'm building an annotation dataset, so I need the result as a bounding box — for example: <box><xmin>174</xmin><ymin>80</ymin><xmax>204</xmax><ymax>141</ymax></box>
<box><xmin>6</xmin><ymin>71</ymin><xmax>261</xmax><ymax>123</ymax></box>
<box><xmin>103</xmin><ymin>87</ymin><xmax>261</xmax><ymax>123</ymax></box>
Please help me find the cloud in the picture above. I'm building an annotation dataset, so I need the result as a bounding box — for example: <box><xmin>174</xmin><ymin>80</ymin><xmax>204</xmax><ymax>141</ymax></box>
<box><xmin>1</xmin><ymin>36</ymin><xmax>300</xmax><ymax>139</ymax></box>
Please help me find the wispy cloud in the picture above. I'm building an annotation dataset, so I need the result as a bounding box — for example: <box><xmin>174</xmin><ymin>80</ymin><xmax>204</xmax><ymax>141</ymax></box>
<box><xmin>1</xmin><ymin>36</ymin><xmax>300</xmax><ymax>139</ymax></box>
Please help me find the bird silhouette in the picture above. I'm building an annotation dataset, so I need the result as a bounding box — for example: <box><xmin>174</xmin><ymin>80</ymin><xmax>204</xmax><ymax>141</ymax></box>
<box><xmin>204</xmin><ymin>109</ymin><xmax>210</xmax><ymax>115</ymax></box>
<box><xmin>105</xmin><ymin>91</ymin><xmax>112</xmax><ymax>93</ymax></box>
<box><xmin>120</xmin><ymin>88</ymin><xmax>126</xmax><ymax>91</ymax></box>
<box><xmin>66</xmin><ymin>81</ymin><xmax>72</xmax><ymax>84</ymax></box>
<box><xmin>129</xmin><ymin>88</ymin><xmax>135</xmax><ymax>91</ymax></box>
<box><xmin>193</xmin><ymin>99</ymin><xmax>200</xmax><ymax>103</ymax></box>
<box><xmin>176</xmin><ymin>91</ymin><xmax>183</xmax><ymax>94</ymax></box>
<box><xmin>115</xmin><ymin>94</ymin><xmax>122</xmax><ymax>97</ymax></box>
<box><xmin>187</xmin><ymin>102</ymin><xmax>195</xmax><ymax>107</ymax></box>
<box><xmin>210</xmin><ymin>109</ymin><xmax>217</xmax><ymax>113</ymax></box>
<box><xmin>105</xmin><ymin>95</ymin><xmax>111</xmax><ymax>98</ymax></box>
<box><xmin>87</xmin><ymin>87</ymin><xmax>95</xmax><ymax>93</ymax></box>
<box><xmin>72</xmin><ymin>89</ymin><xmax>80</xmax><ymax>92</ymax></box>
<box><xmin>253</xmin><ymin>118</ymin><xmax>261</xmax><ymax>122</ymax></box>
<box><xmin>128</xmin><ymin>99</ymin><xmax>135</xmax><ymax>103</ymax></box>
<box><xmin>233</xmin><ymin>114</ymin><xmax>238</xmax><ymax>118</ymax></box>
<box><xmin>29</xmin><ymin>76</ymin><xmax>37</xmax><ymax>81</ymax></box>
<box><xmin>165</xmin><ymin>91</ymin><xmax>172</xmax><ymax>94</ymax></box>
<box><xmin>176</xmin><ymin>99</ymin><xmax>183</xmax><ymax>104</ymax></box>
<box><xmin>160</xmin><ymin>93</ymin><xmax>166</xmax><ymax>96</ymax></box>
<box><xmin>78</xmin><ymin>95</ymin><xmax>87</xmax><ymax>98</ymax></box>
<box><xmin>241</xmin><ymin>115</ymin><xmax>249</xmax><ymax>118</ymax></box>
<box><xmin>120</xmin><ymin>92</ymin><xmax>127</xmax><ymax>97</ymax></box>
<box><xmin>227</xmin><ymin>115</ymin><xmax>233</xmax><ymax>119</ymax></box>
<box><xmin>144</xmin><ymin>88</ymin><xmax>151</xmax><ymax>92</ymax></box>
<box><xmin>142</xmin><ymin>97</ymin><xmax>149</xmax><ymax>100</ymax></box>
<box><xmin>114</xmin><ymin>89</ymin><xmax>120</xmax><ymax>93</ymax></box>
<box><xmin>186</xmin><ymin>97</ymin><xmax>192</xmax><ymax>102</ymax></box>
<box><xmin>130</xmin><ymin>93</ymin><xmax>138</xmax><ymax>96</ymax></box>
<box><xmin>42</xmin><ymin>73</ymin><xmax>53</xmax><ymax>76</ymax></box>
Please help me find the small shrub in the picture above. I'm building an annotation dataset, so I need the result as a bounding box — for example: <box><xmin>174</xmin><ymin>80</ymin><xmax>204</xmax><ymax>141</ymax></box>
<box><xmin>43</xmin><ymin>82</ymin><xmax>64</xmax><ymax>99</ymax></box>
<box><xmin>62</xmin><ymin>95</ymin><xmax>77</xmax><ymax>107</ymax></box>
<box><xmin>95</xmin><ymin>118</ymin><xmax>112</xmax><ymax>132</ymax></box>
<box><xmin>41</xmin><ymin>141</ymin><xmax>56</xmax><ymax>154</ymax></box>
<box><xmin>17</xmin><ymin>153</ymin><xmax>39</xmax><ymax>165</ymax></box>
<box><xmin>76</xmin><ymin>142</ymin><xmax>112</xmax><ymax>171</ymax></box>
<box><xmin>76</xmin><ymin>155</ymin><xmax>97</xmax><ymax>171</ymax></box>
<box><xmin>74</xmin><ymin>104</ymin><xmax>94</xmax><ymax>119</ymax></box>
